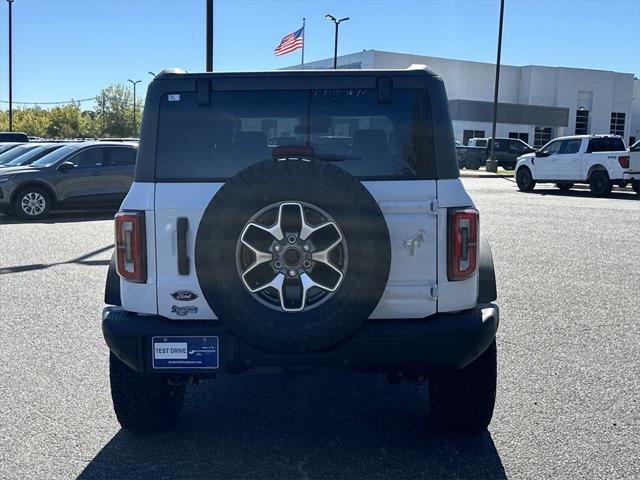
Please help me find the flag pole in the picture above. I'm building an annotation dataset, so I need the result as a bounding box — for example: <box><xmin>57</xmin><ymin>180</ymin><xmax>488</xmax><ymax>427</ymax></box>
<box><xmin>301</xmin><ymin>18</ymin><xmax>306</xmax><ymax>69</ymax></box>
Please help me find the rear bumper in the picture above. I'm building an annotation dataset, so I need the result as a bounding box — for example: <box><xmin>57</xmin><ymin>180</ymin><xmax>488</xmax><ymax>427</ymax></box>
<box><xmin>103</xmin><ymin>305</ymin><xmax>499</xmax><ymax>375</ymax></box>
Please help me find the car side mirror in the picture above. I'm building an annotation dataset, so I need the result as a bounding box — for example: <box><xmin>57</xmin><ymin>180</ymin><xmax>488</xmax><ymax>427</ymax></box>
<box><xmin>58</xmin><ymin>161</ymin><xmax>75</xmax><ymax>171</ymax></box>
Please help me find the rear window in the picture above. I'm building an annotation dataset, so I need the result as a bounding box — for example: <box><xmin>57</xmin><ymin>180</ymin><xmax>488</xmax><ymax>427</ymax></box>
<box><xmin>587</xmin><ymin>137</ymin><xmax>625</xmax><ymax>153</ymax></box>
<box><xmin>156</xmin><ymin>88</ymin><xmax>435</xmax><ymax>180</ymax></box>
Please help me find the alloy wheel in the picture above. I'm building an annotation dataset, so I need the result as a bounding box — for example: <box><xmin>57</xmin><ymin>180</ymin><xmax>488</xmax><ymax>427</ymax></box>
<box><xmin>236</xmin><ymin>201</ymin><xmax>347</xmax><ymax>312</ymax></box>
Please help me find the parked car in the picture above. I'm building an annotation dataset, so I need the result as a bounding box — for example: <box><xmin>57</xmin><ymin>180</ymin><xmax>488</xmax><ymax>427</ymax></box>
<box><xmin>460</xmin><ymin>137</ymin><xmax>535</xmax><ymax>170</ymax></box>
<box><xmin>0</xmin><ymin>141</ymin><xmax>137</xmax><ymax>219</ymax></box>
<box><xmin>0</xmin><ymin>143</ymin><xmax>65</xmax><ymax>168</ymax></box>
<box><xmin>0</xmin><ymin>143</ymin><xmax>45</xmax><ymax>166</ymax></box>
<box><xmin>102</xmin><ymin>66</ymin><xmax>499</xmax><ymax>434</ymax></box>
<box><xmin>456</xmin><ymin>143</ymin><xmax>486</xmax><ymax>170</ymax></box>
<box><xmin>0</xmin><ymin>142</ymin><xmax>23</xmax><ymax>155</ymax></box>
<box><xmin>514</xmin><ymin>135</ymin><xmax>633</xmax><ymax>196</ymax></box>
<box><xmin>0</xmin><ymin>132</ymin><xmax>29</xmax><ymax>142</ymax></box>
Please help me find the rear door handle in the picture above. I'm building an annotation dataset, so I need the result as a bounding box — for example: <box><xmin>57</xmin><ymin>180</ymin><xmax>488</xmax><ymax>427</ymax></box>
<box><xmin>177</xmin><ymin>217</ymin><xmax>190</xmax><ymax>275</ymax></box>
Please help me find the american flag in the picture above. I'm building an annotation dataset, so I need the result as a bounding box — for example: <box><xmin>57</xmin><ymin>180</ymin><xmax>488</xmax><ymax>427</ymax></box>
<box><xmin>274</xmin><ymin>27</ymin><xmax>304</xmax><ymax>56</ymax></box>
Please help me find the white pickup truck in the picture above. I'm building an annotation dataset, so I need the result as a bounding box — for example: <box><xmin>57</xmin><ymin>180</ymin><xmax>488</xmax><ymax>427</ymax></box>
<box><xmin>515</xmin><ymin>135</ymin><xmax>639</xmax><ymax>196</ymax></box>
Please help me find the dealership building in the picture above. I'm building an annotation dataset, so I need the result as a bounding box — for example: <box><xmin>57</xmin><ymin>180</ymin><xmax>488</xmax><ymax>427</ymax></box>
<box><xmin>290</xmin><ymin>50</ymin><xmax>639</xmax><ymax>148</ymax></box>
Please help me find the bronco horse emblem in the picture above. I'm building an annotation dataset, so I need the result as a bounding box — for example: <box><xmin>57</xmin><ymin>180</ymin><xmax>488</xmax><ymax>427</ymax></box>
<box><xmin>403</xmin><ymin>229</ymin><xmax>426</xmax><ymax>256</ymax></box>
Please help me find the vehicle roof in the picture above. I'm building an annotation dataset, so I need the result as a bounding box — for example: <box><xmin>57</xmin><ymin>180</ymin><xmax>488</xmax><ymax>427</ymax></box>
<box><xmin>154</xmin><ymin>65</ymin><xmax>439</xmax><ymax>80</ymax></box>
<box><xmin>470</xmin><ymin>137</ymin><xmax>527</xmax><ymax>141</ymax></box>
<box><xmin>548</xmin><ymin>134</ymin><xmax>624</xmax><ymax>141</ymax></box>
<box><xmin>70</xmin><ymin>140</ymin><xmax>138</xmax><ymax>148</ymax></box>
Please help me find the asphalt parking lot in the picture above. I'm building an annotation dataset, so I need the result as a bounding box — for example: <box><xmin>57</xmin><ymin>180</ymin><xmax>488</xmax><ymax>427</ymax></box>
<box><xmin>0</xmin><ymin>178</ymin><xmax>638</xmax><ymax>479</ymax></box>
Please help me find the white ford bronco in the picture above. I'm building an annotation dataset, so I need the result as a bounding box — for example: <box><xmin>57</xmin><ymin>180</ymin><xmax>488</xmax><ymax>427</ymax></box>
<box><xmin>102</xmin><ymin>67</ymin><xmax>499</xmax><ymax>433</ymax></box>
<box><xmin>515</xmin><ymin>134</ymin><xmax>638</xmax><ymax>195</ymax></box>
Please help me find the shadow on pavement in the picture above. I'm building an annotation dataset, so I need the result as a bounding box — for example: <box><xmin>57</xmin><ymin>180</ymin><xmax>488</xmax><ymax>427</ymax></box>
<box><xmin>78</xmin><ymin>371</ymin><xmax>506</xmax><ymax>479</ymax></box>
<box><xmin>529</xmin><ymin>187</ymin><xmax>638</xmax><ymax>201</ymax></box>
<box><xmin>0</xmin><ymin>209</ymin><xmax>117</xmax><ymax>225</ymax></box>
<box><xmin>0</xmin><ymin>244</ymin><xmax>113</xmax><ymax>274</ymax></box>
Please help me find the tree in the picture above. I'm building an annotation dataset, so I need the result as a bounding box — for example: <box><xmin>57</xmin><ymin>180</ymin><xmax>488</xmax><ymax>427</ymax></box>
<box><xmin>0</xmin><ymin>83</ymin><xmax>143</xmax><ymax>138</ymax></box>
<box><xmin>95</xmin><ymin>84</ymin><xmax>143</xmax><ymax>137</ymax></box>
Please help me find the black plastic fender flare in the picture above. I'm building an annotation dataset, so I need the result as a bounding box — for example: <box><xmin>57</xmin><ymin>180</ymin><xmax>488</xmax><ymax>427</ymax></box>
<box><xmin>477</xmin><ymin>236</ymin><xmax>497</xmax><ymax>303</ymax></box>
<box><xmin>105</xmin><ymin>252</ymin><xmax>121</xmax><ymax>306</ymax></box>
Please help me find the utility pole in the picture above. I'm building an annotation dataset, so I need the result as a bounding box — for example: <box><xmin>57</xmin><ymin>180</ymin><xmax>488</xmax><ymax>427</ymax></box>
<box><xmin>325</xmin><ymin>14</ymin><xmax>349</xmax><ymax>69</ymax></box>
<box><xmin>487</xmin><ymin>0</ymin><xmax>505</xmax><ymax>173</ymax></box>
<box><xmin>7</xmin><ymin>0</ymin><xmax>14</xmax><ymax>131</ymax></box>
<box><xmin>300</xmin><ymin>18</ymin><xmax>305</xmax><ymax>69</ymax></box>
<box><xmin>206</xmin><ymin>0</ymin><xmax>213</xmax><ymax>71</ymax></box>
<box><xmin>102</xmin><ymin>93</ymin><xmax>106</xmax><ymax>137</ymax></box>
<box><xmin>127</xmin><ymin>79</ymin><xmax>141</xmax><ymax>137</ymax></box>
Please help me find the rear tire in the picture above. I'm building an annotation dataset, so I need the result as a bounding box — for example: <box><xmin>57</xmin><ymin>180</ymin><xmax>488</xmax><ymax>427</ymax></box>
<box><xmin>109</xmin><ymin>352</ymin><xmax>186</xmax><ymax>433</ymax></box>
<box><xmin>632</xmin><ymin>180</ymin><xmax>640</xmax><ymax>195</ymax></box>
<box><xmin>466</xmin><ymin>158</ymin><xmax>481</xmax><ymax>170</ymax></box>
<box><xmin>589</xmin><ymin>171</ymin><xmax>612</xmax><ymax>196</ymax></box>
<box><xmin>556</xmin><ymin>183</ymin><xmax>574</xmax><ymax>192</ymax></box>
<box><xmin>516</xmin><ymin>167</ymin><xmax>535</xmax><ymax>192</ymax></box>
<box><xmin>13</xmin><ymin>186</ymin><xmax>51</xmax><ymax>220</ymax></box>
<box><xmin>429</xmin><ymin>340</ymin><xmax>497</xmax><ymax>433</ymax></box>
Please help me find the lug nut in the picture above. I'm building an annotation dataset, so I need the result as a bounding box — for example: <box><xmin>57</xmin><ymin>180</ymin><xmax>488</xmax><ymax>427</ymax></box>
<box><xmin>302</xmin><ymin>260</ymin><xmax>312</xmax><ymax>269</ymax></box>
<box><xmin>274</xmin><ymin>260</ymin><xmax>283</xmax><ymax>269</ymax></box>
<box><xmin>287</xmin><ymin>235</ymin><xmax>297</xmax><ymax>244</ymax></box>
<box><xmin>288</xmin><ymin>269</ymin><xmax>297</xmax><ymax>277</ymax></box>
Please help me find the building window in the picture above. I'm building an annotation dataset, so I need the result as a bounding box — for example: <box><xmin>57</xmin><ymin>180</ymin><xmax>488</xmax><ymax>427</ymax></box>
<box><xmin>463</xmin><ymin>129</ymin><xmax>485</xmax><ymax>145</ymax></box>
<box><xmin>610</xmin><ymin>112</ymin><xmax>625</xmax><ymax>137</ymax></box>
<box><xmin>534</xmin><ymin>127</ymin><xmax>552</xmax><ymax>148</ymax></box>
<box><xmin>509</xmin><ymin>132</ymin><xmax>530</xmax><ymax>144</ymax></box>
<box><xmin>575</xmin><ymin>109</ymin><xmax>589</xmax><ymax>135</ymax></box>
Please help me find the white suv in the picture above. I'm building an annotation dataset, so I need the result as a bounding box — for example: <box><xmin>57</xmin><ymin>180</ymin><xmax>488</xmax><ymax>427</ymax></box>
<box><xmin>102</xmin><ymin>67</ymin><xmax>499</xmax><ymax>433</ymax></box>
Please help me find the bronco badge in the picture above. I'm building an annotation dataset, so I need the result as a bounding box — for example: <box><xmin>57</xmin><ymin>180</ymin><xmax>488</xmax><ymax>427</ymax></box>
<box><xmin>403</xmin><ymin>229</ymin><xmax>426</xmax><ymax>256</ymax></box>
<box><xmin>171</xmin><ymin>290</ymin><xmax>199</xmax><ymax>301</ymax></box>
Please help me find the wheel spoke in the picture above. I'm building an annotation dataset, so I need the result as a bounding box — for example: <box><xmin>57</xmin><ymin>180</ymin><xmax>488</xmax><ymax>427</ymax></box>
<box><xmin>280</xmin><ymin>273</ymin><xmax>328</xmax><ymax>312</ymax></box>
<box><xmin>306</xmin><ymin>258</ymin><xmax>343</xmax><ymax>291</ymax></box>
<box><xmin>241</xmin><ymin>223</ymin><xmax>280</xmax><ymax>253</ymax></box>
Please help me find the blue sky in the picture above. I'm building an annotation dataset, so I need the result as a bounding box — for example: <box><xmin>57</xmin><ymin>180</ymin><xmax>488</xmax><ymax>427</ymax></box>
<box><xmin>0</xmin><ymin>0</ymin><xmax>638</xmax><ymax>108</ymax></box>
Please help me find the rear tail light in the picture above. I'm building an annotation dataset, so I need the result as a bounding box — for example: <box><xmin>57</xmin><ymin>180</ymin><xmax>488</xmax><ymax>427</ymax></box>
<box><xmin>618</xmin><ymin>155</ymin><xmax>630</xmax><ymax>168</ymax></box>
<box><xmin>448</xmin><ymin>208</ymin><xmax>479</xmax><ymax>281</ymax></box>
<box><xmin>115</xmin><ymin>211</ymin><xmax>147</xmax><ymax>283</ymax></box>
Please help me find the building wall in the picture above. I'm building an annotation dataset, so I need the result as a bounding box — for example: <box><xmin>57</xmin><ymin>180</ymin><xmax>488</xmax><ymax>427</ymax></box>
<box><xmin>297</xmin><ymin>50</ymin><xmax>638</xmax><ymax>146</ymax></box>
<box><xmin>631</xmin><ymin>79</ymin><xmax>640</xmax><ymax>145</ymax></box>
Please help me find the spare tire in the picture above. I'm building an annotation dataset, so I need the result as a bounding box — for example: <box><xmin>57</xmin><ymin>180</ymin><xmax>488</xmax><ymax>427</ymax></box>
<box><xmin>195</xmin><ymin>158</ymin><xmax>391</xmax><ymax>353</ymax></box>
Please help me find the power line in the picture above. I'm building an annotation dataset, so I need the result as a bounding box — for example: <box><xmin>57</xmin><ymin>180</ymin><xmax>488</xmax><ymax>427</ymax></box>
<box><xmin>0</xmin><ymin>97</ymin><xmax>95</xmax><ymax>105</ymax></box>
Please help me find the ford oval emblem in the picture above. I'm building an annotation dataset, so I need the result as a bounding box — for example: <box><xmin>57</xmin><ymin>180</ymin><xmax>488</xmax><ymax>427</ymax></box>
<box><xmin>171</xmin><ymin>290</ymin><xmax>199</xmax><ymax>301</ymax></box>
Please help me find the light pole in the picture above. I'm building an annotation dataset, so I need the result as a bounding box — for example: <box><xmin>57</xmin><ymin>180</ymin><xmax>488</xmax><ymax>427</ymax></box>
<box><xmin>7</xmin><ymin>0</ymin><xmax>14</xmax><ymax>131</ymax></box>
<box><xmin>325</xmin><ymin>14</ymin><xmax>349</xmax><ymax>69</ymax></box>
<box><xmin>148</xmin><ymin>71</ymin><xmax>156</xmax><ymax>78</ymax></box>
<box><xmin>486</xmin><ymin>0</ymin><xmax>505</xmax><ymax>173</ymax></box>
<box><xmin>206</xmin><ymin>0</ymin><xmax>213</xmax><ymax>71</ymax></box>
<box><xmin>127</xmin><ymin>79</ymin><xmax>141</xmax><ymax>137</ymax></box>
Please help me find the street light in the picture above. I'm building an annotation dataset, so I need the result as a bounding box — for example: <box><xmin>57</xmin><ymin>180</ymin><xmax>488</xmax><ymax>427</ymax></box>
<box><xmin>325</xmin><ymin>14</ymin><xmax>349</xmax><ymax>69</ymax></box>
<box><xmin>127</xmin><ymin>79</ymin><xmax>141</xmax><ymax>137</ymax></box>
<box><xmin>148</xmin><ymin>71</ymin><xmax>156</xmax><ymax>77</ymax></box>
<box><xmin>486</xmin><ymin>0</ymin><xmax>505</xmax><ymax>173</ymax></box>
<box><xmin>7</xmin><ymin>0</ymin><xmax>14</xmax><ymax>131</ymax></box>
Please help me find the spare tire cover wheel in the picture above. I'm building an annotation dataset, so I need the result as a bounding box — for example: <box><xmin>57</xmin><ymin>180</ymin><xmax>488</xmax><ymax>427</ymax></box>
<box><xmin>195</xmin><ymin>159</ymin><xmax>391</xmax><ymax>353</ymax></box>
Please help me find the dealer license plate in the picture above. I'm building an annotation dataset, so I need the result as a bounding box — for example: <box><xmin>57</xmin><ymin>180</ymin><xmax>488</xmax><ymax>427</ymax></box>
<box><xmin>152</xmin><ymin>336</ymin><xmax>219</xmax><ymax>369</ymax></box>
